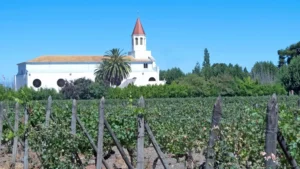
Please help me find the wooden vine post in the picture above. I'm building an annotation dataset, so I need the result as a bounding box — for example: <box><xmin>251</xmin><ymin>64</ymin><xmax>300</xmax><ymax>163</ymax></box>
<box><xmin>11</xmin><ymin>103</ymin><xmax>19</xmax><ymax>168</ymax></box>
<box><xmin>205</xmin><ymin>96</ymin><xmax>222</xmax><ymax>169</ymax></box>
<box><xmin>24</xmin><ymin>106</ymin><xmax>29</xmax><ymax>169</ymax></box>
<box><xmin>265</xmin><ymin>94</ymin><xmax>278</xmax><ymax>169</ymax></box>
<box><xmin>137</xmin><ymin>96</ymin><xmax>145</xmax><ymax>169</ymax></box>
<box><xmin>96</xmin><ymin>97</ymin><xmax>105</xmax><ymax>169</ymax></box>
<box><xmin>71</xmin><ymin>99</ymin><xmax>83</xmax><ymax>166</ymax></box>
<box><xmin>71</xmin><ymin>99</ymin><xmax>77</xmax><ymax>165</ymax></box>
<box><xmin>0</xmin><ymin>102</ymin><xmax>3</xmax><ymax>148</ymax></box>
<box><xmin>45</xmin><ymin>96</ymin><xmax>52</xmax><ymax>127</ymax></box>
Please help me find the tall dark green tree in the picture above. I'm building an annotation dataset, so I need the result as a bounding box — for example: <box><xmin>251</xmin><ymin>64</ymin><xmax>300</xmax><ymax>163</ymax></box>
<box><xmin>192</xmin><ymin>62</ymin><xmax>201</xmax><ymax>75</ymax></box>
<box><xmin>277</xmin><ymin>41</ymin><xmax>300</xmax><ymax>67</ymax></box>
<box><xmin>94</xmin><ymin>48</ymin><xmax>131</xmax><ymax>86</ymax></box>
<box><xmin>202</xmin><ymin>48</ymin><xmax>210</xmax><ymax>67</ymax></box>
<box><xmin>243</xmin><ymin>67</ymin><xmax>249</xmax><ymax>74</ymax></box>
<box><xmin>202</xmin><ymin>48</ymin><xmax>211</xmax><ymax>79</ymax></box>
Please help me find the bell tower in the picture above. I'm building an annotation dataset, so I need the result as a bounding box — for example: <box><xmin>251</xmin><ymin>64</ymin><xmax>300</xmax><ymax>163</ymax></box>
<box><xmin>131</xmin><ymin>18</ymin><xmax>147</xmax><ymax>57</ymax></box>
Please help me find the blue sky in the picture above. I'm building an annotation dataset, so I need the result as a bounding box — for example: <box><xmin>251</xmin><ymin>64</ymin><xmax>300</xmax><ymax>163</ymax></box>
<box><xmin>1</xmin><ymin>0</ymin><xmax>300</xmax><ymax>83</ymax></box>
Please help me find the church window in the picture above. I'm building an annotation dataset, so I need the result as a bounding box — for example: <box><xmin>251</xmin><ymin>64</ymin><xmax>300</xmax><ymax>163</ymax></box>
<box><xmin>135</xmin><ymin>38</ymin><xmax>138</xmax><ymax>45</ymax></box>
<box><xmin>144</xmin><ymin>63</ymin><xmax>148</xmax><ymax>68</ymax></box>
<box><xmin>57</xmin><ymin>79</ymin><xmax>66</xmax><ymax>87</ymax></box>
<box><xmin>33</xmin><ymin>79</ymin><xmax>42</xmax><ymax>88</ymax></box>
<box><xmin>149</xmin><ymin>77</ymin><xmax>156</xmax><ymax>81</ymax></box>
<box><xmin>140</xmin><ymin>37</ymin><xmax>143</xmax><ymax>45</ymax></box>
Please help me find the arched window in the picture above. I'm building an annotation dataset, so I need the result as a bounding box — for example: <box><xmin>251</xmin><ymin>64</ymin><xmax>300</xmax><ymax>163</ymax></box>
<box><xmin>135</xmin><ymin>38</ymin><xmax>138</xmax><ymax>45</ymax></box>
<box><xmin>149</xmin><ymin>77</ymin><xmax>156</xmax><ymax>81</ymax></box>
<box><xmin>57</xmin><ymin>79</ymin><xmax>66</xmax><ymax>87</ymax></box>
<box><xmin>140</xmin><ymin>37</ymin><xmax>143</xmax><ymax>45</ymax></box>
<box><xmin>33</xmin><ymin>79</ymin><xmax>42</xmax><ymax>88</ymax></box>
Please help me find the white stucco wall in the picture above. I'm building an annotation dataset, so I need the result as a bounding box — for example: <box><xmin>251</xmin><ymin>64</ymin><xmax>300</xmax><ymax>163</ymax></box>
<box><xmin>15</xmin><ymin>61</ymin><xmax>165</xmax><ymax>91</ymax></box>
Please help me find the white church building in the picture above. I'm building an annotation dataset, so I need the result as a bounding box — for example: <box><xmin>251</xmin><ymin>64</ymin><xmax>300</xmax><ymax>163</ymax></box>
<box><xmin>15</xmin><ymin>18</ymin><xmax>166</xmax><ymax>91</ymax></box>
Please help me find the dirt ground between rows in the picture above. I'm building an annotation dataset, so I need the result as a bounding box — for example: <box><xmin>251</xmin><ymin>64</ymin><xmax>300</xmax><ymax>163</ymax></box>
<box><xmin>0</xmin><ymin>144</ymin><xmax>205</xmax><ymax>169</ymax></box>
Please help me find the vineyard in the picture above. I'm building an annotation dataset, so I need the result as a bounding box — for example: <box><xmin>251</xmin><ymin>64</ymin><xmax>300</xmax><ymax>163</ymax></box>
<box><xmin>0</xmin><ymin>95</ymin><xmax>300</xmax><ymax>169</ymax></box>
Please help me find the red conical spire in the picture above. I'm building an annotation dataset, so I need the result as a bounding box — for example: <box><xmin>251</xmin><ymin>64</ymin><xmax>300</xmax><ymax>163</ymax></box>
<box><xmin>132</xmin><ymin>18</ymin><xmax>145</xmax><ymax>35</ymax></box>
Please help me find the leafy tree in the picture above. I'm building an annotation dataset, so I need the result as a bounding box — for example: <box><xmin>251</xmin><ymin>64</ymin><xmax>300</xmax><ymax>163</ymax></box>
<box><xmin>278</xmin><ymin>65</ymin><xmax>290</xmax><ymax>91</ymax></box>
<box><xmin>279</xmin><ymin>56</ymin><xmax>300</xmax><ymax>93</ymax></box>
<box><xmin>277</xmin><ymin>41</ymin><xmax>300</xmax><ymax>67</ymax></box>
<box><xmin>202</xmin><ymin>48</ymin><xmax>211</xmax><ymax>79</ymax></box>
<box><xmin>94</xmin><ymin>48</ymin><xmax>131</xmax><ymax>86</ymax></box>
<box><xmin>250</xmin><ymin>61</ymin><xmax>278</xmax><ymax>84</ymax></box>
<box><xmin>175</xmin><ymin>74</ymin><xmax>211</xmax><ymax>96</ymax></box>
<box><xmin>208</xmin><ymin>63</ymin><xmax>247</xmax><ymax>79</ymax></box>
<box><xmin>89</xmin><ymin>81</ymin><xmax>109</xmax><ymax>99</ymax></box>
<box><xmin>192</xmin><ymin>62</ymin><xmax>201</xmax><ymax>75</ymax></box>
<box><xmin>60</xmin><ymin>80</ymin><xmax>78</xmax><ymax>99</ymax></box>
<box><xmin>74</xmin><ymin>78</ymin><xmax>93</xmax><ymax>99</ymax></box>
<box><xmin>243</xmin><ymin>67</ymin><xmax>249</xmax><ymax>74</ymax></box>
<box><xmin>209</xmin><ymin>74</ymin><xmax>239</xmax><ymax>96</ymax></box>
<box><xmin>159</xmin><ymin>67</ymin><xmax>185</xmax><ymax>84</ymax></box>
<box><xmin>202</xmin><ymin>48</ymin><xmax>210</xmax><ymax>68</ymax></box>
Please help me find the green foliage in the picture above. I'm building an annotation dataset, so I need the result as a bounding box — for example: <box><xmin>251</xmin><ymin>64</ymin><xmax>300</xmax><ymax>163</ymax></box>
<box><xmin>1</xmin><ymin>96</ymin><xmax>299</xmax><ymax>168</ymax></box>
<box><xmin>60</xmin><ymin>78</ymin><xmax>108</xmax><ymax>99</ymax></box>
<box><xmin>192</xmin><ymin>62</ymin><xmax>201</xmax><ymax>75</ymax></box>
<box><xmin>278</xmin><ymin>56</ymin><xmax>300</xmax><ymax>93</ymax></box>
<box><xmin>109</xmin><ymin>74</ymin><xmax>285</xmax><ymax>99</ymax></box>
<box><xmin>251</xmin><ymin>61</ymin><xmax>278</xmax><ymax>84</ymax></box>
<box><xmin>33</xmin><ymin>88</ymin><xmax>63</xmax><ymax>100</ymax></box>
<box><xmin>175</xmin><ymin>74</ymin><xmax>211</xmax><ymax>97</ymax></box>
<box><xmin>277</xmin><ymin>41</ymin><xmax>300</xmax><ymax>67</ymax></box>
<box><xmin>60</xmin><ymin>81</ymin><xmax>78</xmax><ymax>99</ymax></box>
<box><xmin>107</xmin><ymin>83</ymin><xmax>190</xmax><ymax>99</ymax></box>
<box><xmin>159</xmin><ymin>67</ymin><xmax>185</xmax><ymax>84</ymax></box>
<box><xmin>278</xmin><ymin>104</ymin><xmax>300</xmax><ymax>163</ymax></box>
<box><xmin>202</xmin><ymin>48</ymin><xmax>211</xmax><ymax>68</ymax></box>
<box><xmin>94</xmin><ymin>48</ymin><xmax>131</xmax><ymax>86</ymax></box>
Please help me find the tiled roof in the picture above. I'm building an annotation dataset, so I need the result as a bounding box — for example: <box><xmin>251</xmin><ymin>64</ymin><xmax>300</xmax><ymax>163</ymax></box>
<box><xmin>132</xmin><ymin>18</ymin><xmax>145</xmax><ymax>35</ymax></box>
<box><xmin>26</xmin><ymin>55</ymin><xmax>151</xmax><ymax>63</ymax></box>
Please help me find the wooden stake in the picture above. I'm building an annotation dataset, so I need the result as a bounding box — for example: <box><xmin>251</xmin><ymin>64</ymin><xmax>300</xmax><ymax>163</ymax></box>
<box><xmin>71</xmin><ymin>99</ymin><xmax>77</xmax><ymax>135</ymax></box>
<box><xmin>137</xmin><ymin>96</ymin><xmax>145</xmax><ymax>169</ymax></box>
<box><xmin>45</xmin><ymin>96</ymin><xmax>52</xmax><ymax>127</ymax></box>
<box><xmin>205</xmin><ymin>96</ymin><xmax>222</xmax><ymax>169</ymax></box>
<box><xmin>96</xmin><ymin>97</ymin><xmax>105</xmax><ymax>169</ymax></box>
<box><xmin>265</xmin><ymin>94</ymin><xmax>278</xmax><ymax>169</ymax></box>
<box><xmin>11</xmin><ymin>103</ymin><xmax>19</xmax><ymax>168</ymax></box>
<box><xmin>0</xmin><ymin>102</ymin><xmax>3</xmax><ymax>148</ymax></box>
<box><xmin>24</xmin><ymin>106</ymin><xmax>29</xmax><ymax>169</ymax></box>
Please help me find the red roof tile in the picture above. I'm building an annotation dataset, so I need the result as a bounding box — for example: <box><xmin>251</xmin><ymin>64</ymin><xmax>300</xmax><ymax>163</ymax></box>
<box><xmin>26</xmin><ymin>55</ymin><xmax>151</xmax><ymax>63</ymax></box>
<box><xmin>132</xmin><ymin>18</ymin><xmax>145</xmax><ymax>35</ymax></box>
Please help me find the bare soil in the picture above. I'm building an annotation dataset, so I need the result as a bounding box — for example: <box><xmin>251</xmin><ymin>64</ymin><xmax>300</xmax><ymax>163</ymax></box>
<box><xmin>0</xmin><ymin>144</ymin><xmax>205</xmax><ymax>169</ymax></box>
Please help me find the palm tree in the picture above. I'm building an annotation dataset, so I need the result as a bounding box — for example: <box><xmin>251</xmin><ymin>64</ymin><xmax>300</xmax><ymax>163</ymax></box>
<box><xmin>94</xmin><ymin>48</ymin><xmax>131</xmax><ymax>86</ymax></box>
